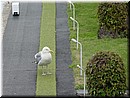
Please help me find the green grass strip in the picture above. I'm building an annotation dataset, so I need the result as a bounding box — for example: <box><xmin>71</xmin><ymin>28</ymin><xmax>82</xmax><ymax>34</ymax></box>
<box><xmin>36</xmin><ymin>2</ymin><xmax>56</xmax><ymax>96</ymax></box>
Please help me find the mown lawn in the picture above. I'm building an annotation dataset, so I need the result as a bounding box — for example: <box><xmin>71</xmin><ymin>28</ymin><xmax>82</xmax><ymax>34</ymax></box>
<box><xmin>67</xmin><ymin>2</ymin><xmax>128</xmax><ymax>90</ymax></box>
<box><xmin>36</xmin><ymin>2</ymin><xmax>56</xmax><ymax>96</ymax></box>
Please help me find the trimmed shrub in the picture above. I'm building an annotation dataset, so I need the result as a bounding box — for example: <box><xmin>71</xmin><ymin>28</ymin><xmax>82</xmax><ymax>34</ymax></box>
<box><xmin>86</xmin><ymin>51</ymin><xmax>127</xmax><ymax>96</ymax></box>
<box><xmin>97</xmin><ymin>3</ymin><xmax>128</xmax><ymax>38</ymax></box>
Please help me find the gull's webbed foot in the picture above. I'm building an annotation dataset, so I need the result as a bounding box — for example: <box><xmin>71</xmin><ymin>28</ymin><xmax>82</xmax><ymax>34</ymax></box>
<box><xmin>42</xmin><ymin>72</ymin><xmax>46</xmax><ymax>76</ymax></box>
<box><xmin>47</xmin><ymin>72</ymin><xmax>52</xmax><ymax>75</ymax></box>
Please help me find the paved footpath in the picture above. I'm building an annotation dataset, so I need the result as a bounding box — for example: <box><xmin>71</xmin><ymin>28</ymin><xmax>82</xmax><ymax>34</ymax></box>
<box><xmin>56</xmin><ymin>2</ymin><xmax>76</xmax><ymax>96</ymax></box>
<box><xmin>2</xmin><ymin>2</ymin><xmax>42</xmax><ymax>96</ymax></box>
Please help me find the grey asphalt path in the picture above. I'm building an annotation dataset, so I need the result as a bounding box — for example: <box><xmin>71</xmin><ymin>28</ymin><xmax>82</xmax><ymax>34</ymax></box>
<box><xmin>2</xmin><ymin>2</ymin><xmax>42</xmax><ymax>96</ymax></box>
<box><xmin>56</xmin><ymin>2</ymin><xmax>76</xmax><ymax>96</ymax></box>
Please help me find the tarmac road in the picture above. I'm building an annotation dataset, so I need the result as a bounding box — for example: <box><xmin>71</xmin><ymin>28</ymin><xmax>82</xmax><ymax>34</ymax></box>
<box><xmin>2</xmin><ymin>2</ymin><xmax>42</xmax><ymax>96</ymax></box>
<box><xmin>56</xmin><ymin>2</ymin><xmax>76</xmax><ymax>96</ymax></box>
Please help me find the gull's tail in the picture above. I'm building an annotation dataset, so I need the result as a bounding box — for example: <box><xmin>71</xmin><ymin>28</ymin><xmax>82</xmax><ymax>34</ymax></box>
<box><xmin>32</xmin><ymin>61</ymin><xmax>38</xmax><ymax>64</ymax></box>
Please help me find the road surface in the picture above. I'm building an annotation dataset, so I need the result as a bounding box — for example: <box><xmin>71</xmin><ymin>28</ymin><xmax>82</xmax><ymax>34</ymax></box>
<box><xmin>56</xmin><ymin>2</ymin><xmax>76</xmax><ymax>96</ymax></box>
<box><xmin>2</xmin><ymin>2</ymin><xmax>42</xmax><ymax>96</ymax></box>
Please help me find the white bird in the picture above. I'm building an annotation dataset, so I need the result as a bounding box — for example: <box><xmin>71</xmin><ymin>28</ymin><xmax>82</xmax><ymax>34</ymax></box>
<box><xmin>34</xmin><ymin>46</ymin><xmax>53</xmax><ymax>75</ymax></box>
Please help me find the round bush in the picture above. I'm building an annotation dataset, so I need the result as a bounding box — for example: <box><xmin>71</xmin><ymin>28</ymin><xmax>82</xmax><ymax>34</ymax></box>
<box><xmin>97</xmin><ymin>3</ymin><xmax>128</xmax><ymax>38</ymax></box>
<box><xmin>86</xmin><ymin>51</ymin><xmax>127</xmax><ymax>96</ymax></box>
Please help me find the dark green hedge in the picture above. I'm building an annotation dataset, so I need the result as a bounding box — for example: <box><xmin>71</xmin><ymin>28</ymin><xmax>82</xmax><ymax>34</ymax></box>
<box><xmin>86</xmin><ymin>51</ymin><xmax>127</xmax><ymax>96</ymax></box>
<box><xmin>97</xmin><ymin>3</ymin><xmax>128</xmax><ymax>38</ymax></box>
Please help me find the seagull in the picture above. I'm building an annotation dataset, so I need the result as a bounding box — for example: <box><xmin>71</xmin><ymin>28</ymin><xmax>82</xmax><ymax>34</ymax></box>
<box><xmin>34</xmin><ymin>46</ymin><xmax>53</xmax><ymax>75</ymax></box>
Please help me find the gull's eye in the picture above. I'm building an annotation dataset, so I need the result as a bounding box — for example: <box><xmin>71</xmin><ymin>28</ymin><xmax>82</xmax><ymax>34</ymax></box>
<box><xmin>45</xmin><ymin>48</ymin><xmax>49</xmax><ymax>51</ymax></box>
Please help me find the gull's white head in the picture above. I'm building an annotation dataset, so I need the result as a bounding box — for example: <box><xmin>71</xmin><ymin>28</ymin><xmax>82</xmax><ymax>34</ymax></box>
<box><xmin>42</xmin><ymin>46</ymin><xmax>53</xmax><ymax>53</ymax></box>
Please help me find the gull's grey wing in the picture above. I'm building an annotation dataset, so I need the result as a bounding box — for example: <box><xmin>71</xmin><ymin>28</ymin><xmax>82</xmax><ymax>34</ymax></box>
<box><xmin>34</xmin><ymin>52</ymin><xmax>42</xmax><ymax>63</ymax></box>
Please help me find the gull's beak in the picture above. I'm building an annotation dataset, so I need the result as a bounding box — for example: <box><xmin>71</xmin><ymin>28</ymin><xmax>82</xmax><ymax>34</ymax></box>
<box><xmin>50</xmin><ymin>50</ymin><xmax>54</xmax><ymax>53</ymax></box>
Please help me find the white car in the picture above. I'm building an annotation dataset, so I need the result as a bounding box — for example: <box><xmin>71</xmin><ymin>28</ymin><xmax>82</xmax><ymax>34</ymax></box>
<box><xmin>12</xmin><ymin>2</ymin><xmax>20</xmax><ymax>16</ymax></box>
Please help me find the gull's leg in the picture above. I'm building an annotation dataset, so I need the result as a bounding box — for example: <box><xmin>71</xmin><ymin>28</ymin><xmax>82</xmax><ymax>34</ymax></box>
<box><xmin>42</xmin><ymin>66</ymin><xmax>46</xmax><ymax>76</ymax></box>
<box><xmin>47</xmin><ymin>65</ymin><xmax>52</xmax><ymax>75</ymax></box>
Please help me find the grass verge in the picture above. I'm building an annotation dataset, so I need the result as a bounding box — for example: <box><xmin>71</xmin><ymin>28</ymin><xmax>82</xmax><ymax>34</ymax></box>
<box><xmin>36</xmin><ymin>2</ymin><xmax>56</xmax><ymax>96</ymax></box>
<box><xmin>67</xmin><ymin>2</ymin><xmax>128</xmax><ymax>90</ymax></box>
